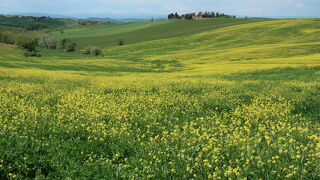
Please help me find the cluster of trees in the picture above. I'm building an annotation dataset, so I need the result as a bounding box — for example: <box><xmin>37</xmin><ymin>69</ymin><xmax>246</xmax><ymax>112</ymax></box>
<box><xmin>15</xmin><ymin>35</ymin><xmax>38</xmax><ymax>52</ymax></box>
<box><xmin>168</xmin><ymin>11</ymin><xmax>236</xmax><ymax>20</ymax></box>
<box><xmin>0</xmin><ymin>30</ymin><xmax>16</xmax><ymax>44</ymax></box>
<box><xmin>0</xmin><ymin>15</ymin><xmax>51</xmax><ymax>21</ymax></box>
<box><xmin>77</xmin><ymin>20</ymin><xmax>101</xmax><ymax>26</ymax></box>
<box><xmin>197</xmin><ymin>11</ymin><xmax>235</xmax><ymax>18</ymax></box>
<box><xmin>38</xmin><ymin>34</ymin><xmax>58</xmax><ymax>49</ymax></box>
<box><xmin>0</xmin><ymin>22</ymin><xmax>49</xmax><ymax>30</ymax></box>
<box><xmin>38</xmin><ymin>34</ymin><xmax>104</xmax><ymax>56</ymax></box>
<box><xmin>0</xmin><ymin>30</ymin><xmax>37</xmax><ymax>52</ymax></box>
<box><xmin>37</xmin><ymin>34</ymin><xmax>77</xmax><ymax>52</ymax></box>
<box><xmin>0</xmin><ymin>30</ymin><xmax>78</xmax><ymax>56</ymax></box>
<box><xmin>0</xmin><ymin>15</ymin><xmax>107</xmax><ymax>57</ymax></box>
<box><xmin>168</xmin><ymin>13</ymin><xmax>181</xmax><ymax>20</ymax></box>
<box><xmin>83</xmin><ymin>46</ymin><xmax>102</xmax><ymax>56</ymax></box>
<box><xmin>0</xmin><ymin>15</ymin><xmax>65</xmax><ymax>30</ymax></box>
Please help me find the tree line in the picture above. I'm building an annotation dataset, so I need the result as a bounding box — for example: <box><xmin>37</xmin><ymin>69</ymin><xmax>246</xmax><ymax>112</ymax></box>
<box><xmin>0</xmin><ymin>29</ymin><xmax>106</xmax><ymax>57</ymax></box>
<box><xmin>0</xmin><ymin>29</ymin><xmax>77</xmax><ymax>56</ymax></box>
<box><xmin>0</xmin><ymin>15</ymin><xmax>104</xmax><ymax>31</ymax></box>
<box><xmin>0</xmin><ymin>30</ymin><xmax>38</xmax><ymax>52</ymax></box>
<box><xmin>0</xmin><ymin>15</ymin><xmax>51</xmax><ymax>21</ymax></box>
<box><xmin>0</xmin><ymin>15</ymin><xmax>65</xmax><ymax>30</ymax></box>
<box><xmin>168</xmin><ymin>11</ymin><xmax>235</xmax><ymax>20</ymax></box>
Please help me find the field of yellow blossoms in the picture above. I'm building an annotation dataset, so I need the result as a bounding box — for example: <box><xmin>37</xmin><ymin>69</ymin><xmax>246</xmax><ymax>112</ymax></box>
<box><xmin>0</xmin><ymin>65</ymin><xmax>319</xmax><ymax>179</ymax></box>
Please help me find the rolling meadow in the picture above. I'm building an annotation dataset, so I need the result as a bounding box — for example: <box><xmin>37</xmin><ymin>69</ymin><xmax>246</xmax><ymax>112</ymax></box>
<box><xmin>0</xmin><ymin>18</ymin><xmax>319</xmax><ymax>179</ymax></box>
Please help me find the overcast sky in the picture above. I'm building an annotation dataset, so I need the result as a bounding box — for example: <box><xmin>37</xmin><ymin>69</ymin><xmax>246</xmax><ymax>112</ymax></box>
<box><xmin>1</xmin><ymin>0</ymin><xmax>320</xmax><ymax>18</ymax></box>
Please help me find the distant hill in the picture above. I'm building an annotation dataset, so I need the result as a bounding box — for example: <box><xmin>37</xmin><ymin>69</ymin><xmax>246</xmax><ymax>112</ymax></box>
<box><xmin>0</xmin><ymin>15</ymin><xmax>70</xmax><ymax>30</ymax></box>
<box><xmin>0</xmin><ymin>15</ymin><xmax>106</xmax><ymax>30</ymax></box>
<box><xmin>86</xmin><ymin>17</ymin><xmax>116</xmax><ymax>22</ymax></box>
<box><xmin>86</xmin><ymin>17</ymin><xmax>165</xmax><ymax>22</ymax></box>
<box><xmin>11</xmin><ymin>13</ymin><xmax>75</xmax><ymax>19</ymax></box>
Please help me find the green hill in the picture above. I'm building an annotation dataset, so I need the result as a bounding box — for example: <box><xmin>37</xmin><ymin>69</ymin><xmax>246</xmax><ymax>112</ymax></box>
<box><xmin>54</xmin><ymin>18</ymin><xmax>269</xmax><ymax>49</ymax></box>
<box><xmin>1</xmin><ymin>18</ymin><xmax>319</xmax><ymax>74</ymax></box>
<box><xmin>102</xmin><ymin>18</ymin><xmax>320</xmax><ymax>72</ymax></box>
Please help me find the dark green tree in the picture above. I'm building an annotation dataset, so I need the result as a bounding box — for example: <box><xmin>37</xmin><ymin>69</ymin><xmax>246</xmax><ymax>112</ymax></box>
<box><xmin>57</xmin><ymin>38</ymin><xmax>71</xmax><ymax>49</ymax></box>
<box><xmin>15</xmin><ymin>35</ymin><xmax>37</xmax><ymax>52</ymax></box>
<box><xmin>66</xmin><ymin>42</ymin><xmax>77</xmax><ymax>52</ymax></box>
<box><xmin>174</xmin><ymin>12</ymin><xmax>181</xmax><ymax>19</ymax></box>
<box><xmin>168</xmin><ymin>13</ymin><xmax>174</xmax><ymax>19</ymax></box>
<box><xmin>118</xmin><ymin>39</ymin><xmax>124</xmax><ymax>46</ymax></box>
<box><xmin>211</xmin><ymin>12</ymin><xmax>216</xmax><ymax>18</ymax></box>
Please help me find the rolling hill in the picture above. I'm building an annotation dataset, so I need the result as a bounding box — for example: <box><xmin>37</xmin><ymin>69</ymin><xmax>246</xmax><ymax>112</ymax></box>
<box><xmin>101</xmin><ymin>18</ymin><xmax>320</xmax><ymax>73</ymax></box>
<box><xmin>2</xmin><ymin>18</ymin><xmax>318</xmax><ymax>75</ymax></box>
<box><xmin>53</xmin><ymin>18</ymin><xmax>269</xmax><ymax>49</ymax></box>
<box><xmin>0</xmin><ymin>18</ymin><xmax>319</xmax><ymax>179</ymax></box>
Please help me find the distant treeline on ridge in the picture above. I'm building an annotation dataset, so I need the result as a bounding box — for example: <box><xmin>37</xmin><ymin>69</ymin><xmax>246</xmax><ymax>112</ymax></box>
<box><xmin>168</xmin><ymin>12</ymin><xmax>235</xmax><ymax>20</ymax></box>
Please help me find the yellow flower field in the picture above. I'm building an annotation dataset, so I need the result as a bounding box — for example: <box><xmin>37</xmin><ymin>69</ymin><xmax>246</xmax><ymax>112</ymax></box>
<box><xmin>0</xmin><ymin>18</ymin><xmax>319</xmax><ymax>179</ymax></box>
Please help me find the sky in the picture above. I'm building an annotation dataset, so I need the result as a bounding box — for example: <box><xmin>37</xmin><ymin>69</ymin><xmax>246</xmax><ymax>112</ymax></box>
<box><xmin>0</xmin><ymin>0</ymin><xmax>320</xmax><ymax>19</ymax></box>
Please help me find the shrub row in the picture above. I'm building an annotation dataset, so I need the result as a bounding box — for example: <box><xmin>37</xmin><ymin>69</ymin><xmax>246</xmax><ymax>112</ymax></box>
<box><xmin>0</xmin><ymin>30</ymin><xmax>77</xmax><ymax>54</ymax></box>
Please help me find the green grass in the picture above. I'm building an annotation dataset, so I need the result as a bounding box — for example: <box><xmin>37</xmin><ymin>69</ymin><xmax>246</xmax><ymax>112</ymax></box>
<box><xmin>53</xmin><ymin>18</ymin><xmax>269</xmax><ymax>49</ymax></box>
<box><xmin>103</xmin><ymin>19</ymin><xmax>320</xmax><ymax>61</ymax></box>
<box><xmin>53</xmin><ymin>21</ymin><xmax>171</xmax><ymax>39</ymax></box>
<box><xmin>0</xmin><ymin>18</ymin><xmax>319</xmax><ymax>179</ymax></box>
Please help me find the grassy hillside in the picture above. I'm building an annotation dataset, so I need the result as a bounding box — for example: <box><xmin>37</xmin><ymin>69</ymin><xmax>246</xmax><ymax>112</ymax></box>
<box><xmin>4</xmin><ymin>18</ymin><xmax>315</xmax><ymax>75</ymax></box>
<box><xmin>53</xmin><ymin>20</ymin><xmax>171</xmax><ymax>39</ymax></box>
<box><xmin>104</xmin><ymin>19</ymin><xmax>320</xmax><ymax>61</ymax></box>
<box><xmin>0</xmin><ymin>18</ymin><xmax>319</xmax><ymax>179</ymax></box>
<box><xmin>53</xmin><ymin>18</ymin><xmax>269</xmax><ymax>49</ymax></box>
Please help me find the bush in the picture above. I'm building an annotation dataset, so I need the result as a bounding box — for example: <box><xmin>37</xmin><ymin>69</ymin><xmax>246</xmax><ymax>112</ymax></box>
<box><xmin>91</xmin><ymin>47</ymin><xmax>102</xmax><ymax>56</ymax></box>
<box><xmin>38</xmin><ymin>34</ymin><xmax>57</xmax><ymax>49</ymax></box>
<box><xmin>118</xmin><ymin>39</ymin><xmax>124</xmax><ymax>46</ymax></box>
<box><xmin>24</xmin><ymin>51</ymin><xmax>42</xmax><ymax>57</ymax></box>
<box><xmin>83</xmin><ymin>46</ymin><xmax>102</xmax><ymax>56</ymax></box>
<box><xmin>83</xmin><ymin>46</ymin><xmax>91</xmax><ymax>54</ymax></box>
<box><xmin>66</xmin><ymin>42</ymin><xmax>77</xmax><ymax>52</ymax></box>
<box><xmin>57</xmin><ymin>38</ymin><xmax>70</xmax><ymax>49</ymax></box>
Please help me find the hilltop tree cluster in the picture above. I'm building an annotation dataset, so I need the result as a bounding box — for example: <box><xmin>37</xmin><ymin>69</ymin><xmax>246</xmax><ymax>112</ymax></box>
<box><xmin>0</xmin><ymin>15</ymin><xmax>65</xmax><ymax>30</ymax></box>
<box><xmin>0</xmin><ymin>15</ymin><xmax>51</xmax><ymax>30</ymax></box>
<box><xmin>0</xmin><ymin>14</ymin><xmax>50</xmax><ymax>20</ymax></box>
<box><xmin>168</xmin><ymin>11</ymin><xmax>235</xmax><ymax>20</ymax></box>
<box><xmin>168</xmin><ymin>13</ymin><xmax>181</xmax><ymax>20</ymax></box>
